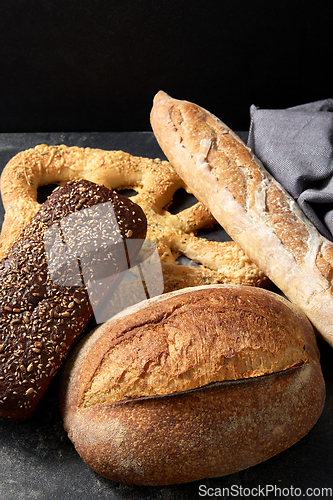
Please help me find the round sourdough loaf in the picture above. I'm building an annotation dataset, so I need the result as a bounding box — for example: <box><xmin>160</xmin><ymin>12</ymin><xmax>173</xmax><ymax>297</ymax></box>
<box><xmin>59</xmin><ymin>284</ymin><xmax>325</xmax><ymax>485</ymax></box>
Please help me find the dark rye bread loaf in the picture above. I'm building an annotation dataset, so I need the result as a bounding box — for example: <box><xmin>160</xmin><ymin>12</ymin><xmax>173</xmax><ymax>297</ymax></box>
<box><xmin>60</xmin><ymin>284</ymin><xmax>325</xmax><ymax>486</ymax></box>
<box><xmin>0</xmin><ymin>179</ymin><xmax>147</xmax><ymax>420</ymax></box>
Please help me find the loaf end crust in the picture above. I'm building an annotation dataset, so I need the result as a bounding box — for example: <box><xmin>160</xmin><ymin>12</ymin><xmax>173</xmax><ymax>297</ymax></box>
<box><xmin>60</xmin><ymin>285</ymin><xmax>325</xmax><ymax>485</ymax></box>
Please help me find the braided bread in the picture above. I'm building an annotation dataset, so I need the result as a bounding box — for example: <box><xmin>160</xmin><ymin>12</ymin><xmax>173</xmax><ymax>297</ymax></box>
<box><xmin>0</xmin><ymin>145</ymin><xmax>268</xmax><ymax>292</ymax></box>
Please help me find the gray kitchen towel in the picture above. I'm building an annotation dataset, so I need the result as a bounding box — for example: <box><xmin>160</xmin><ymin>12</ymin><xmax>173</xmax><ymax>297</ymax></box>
<box><xmin>247</xmin><ymin>98</ymin><xmax>333</xmax><ymax>240</ymax></box>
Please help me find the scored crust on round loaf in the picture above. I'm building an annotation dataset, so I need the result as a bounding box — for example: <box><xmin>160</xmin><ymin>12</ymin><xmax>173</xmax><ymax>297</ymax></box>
<box><xmin>0</xmin><ymin>144</ymin><xmax>269</xmax><ymax>291</ymax></box>
<box><xmin>62</xmin><ymin>285</ymin><xmax>318</xmax><ymax>408</ymax></box>
<box><xmin>59</xmin><ymin>284</ymin><xmax>325</xmax><ymax>485</ymax></box>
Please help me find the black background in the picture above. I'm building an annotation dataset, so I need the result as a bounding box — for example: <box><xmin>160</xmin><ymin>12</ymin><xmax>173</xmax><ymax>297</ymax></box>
<box><xmin>0</xmin><ymin>0</ymin><xmax>332</xmax><ymax>133</ymax></box>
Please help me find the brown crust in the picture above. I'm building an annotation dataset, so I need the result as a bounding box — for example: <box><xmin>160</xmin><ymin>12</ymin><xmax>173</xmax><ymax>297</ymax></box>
<box><xmin>62</xmin><ymin>366</ymin><xmax>324</xmax><ymax>485</ymax></box>
<box><xmin>0</xmin><ymin>179</ymin><xmax>147</xmax><ymax>420</ymax></box>
<box><xmin>75</xmin><ymin>287</ymin><xmax>314</xmax><ymax>407</ymax></box>
<box><xmin>59</xmin><ymin>285</ymin><xmax>325</xmax><ymax>485</ymax></box>
<box><xmin>0</xmin><ymin>144</ymin><xmax>268</xmax><ymax>290</ymax></box>
<box><xmin>150</xmin><ymin>91</ymin><xmax>333</xmax><ymax>346</ymax></box>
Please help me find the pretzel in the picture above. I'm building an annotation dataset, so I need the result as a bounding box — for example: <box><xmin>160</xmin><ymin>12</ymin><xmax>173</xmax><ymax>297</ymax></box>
<box><xmin>0</xmin><ymin>144</ymin><xmax>269</xmax><ymax>292</ymax></box>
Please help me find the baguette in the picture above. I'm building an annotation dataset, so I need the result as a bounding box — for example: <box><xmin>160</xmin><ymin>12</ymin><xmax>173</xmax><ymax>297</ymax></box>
<box><xmin>60</xmin><ymin>285</ymin><xmax>325</xmax><ymax>486</ymax></box>
<box><xmin>0</xmin><ymin>179</ymin><xmax>146</xmax><ymax>420</ymax></box>
<box><xmin>150</xmin><ymin>91</ymin><xmax>333</xmax><ymax>347</ymax></box>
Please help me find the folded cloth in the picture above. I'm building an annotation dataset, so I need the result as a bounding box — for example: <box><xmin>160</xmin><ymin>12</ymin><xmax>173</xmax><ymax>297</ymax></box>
<box><xmin>247</xmin><ymin>98</ymin><xmax>333</xmax><ymax>240</ymax></box>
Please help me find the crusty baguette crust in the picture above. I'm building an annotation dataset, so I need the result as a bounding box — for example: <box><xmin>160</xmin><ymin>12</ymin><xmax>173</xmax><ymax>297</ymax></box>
<box><xmin>60</xmin><ymin>285</ymin><xmax>325</xmax><ymax>485</ymax></box>
<box><xmin>150</xmin><ymin>91</ymin><xmax>333</xmax><ymax>346</ymax></box>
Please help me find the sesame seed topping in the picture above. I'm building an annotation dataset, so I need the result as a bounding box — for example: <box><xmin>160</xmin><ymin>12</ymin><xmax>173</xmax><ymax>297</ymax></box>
<box><xmin>27</xmin><ymin>363</ymin><xmax>35</xmax><ymax>373</ymax></box>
